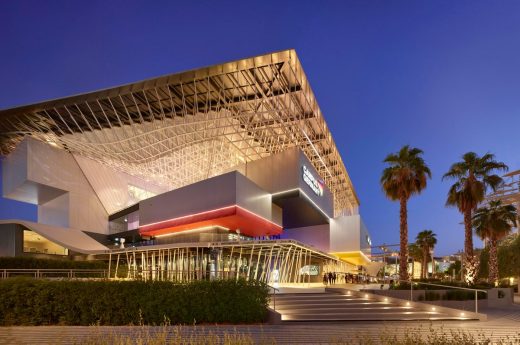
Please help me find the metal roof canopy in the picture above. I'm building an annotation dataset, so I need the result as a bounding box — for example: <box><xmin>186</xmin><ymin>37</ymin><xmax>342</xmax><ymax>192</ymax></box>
<box><xmin>486</xmin><ymin>170</ymin><xmax>520</xmax><ymax>205</ymax></box>
<box><xmin>109</xmin><ymin>238</ymin><xmax>338</xmax><ymax>261</ymax></box>
<box><xmin>0</xmin><ymin>49</ymin><xmax>359</xmax><ymax>216</ymax></box>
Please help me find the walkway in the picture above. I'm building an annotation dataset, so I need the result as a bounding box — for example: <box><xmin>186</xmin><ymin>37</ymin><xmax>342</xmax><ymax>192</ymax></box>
<box><xmin>1</xmin><ymin>319</ymin><xmax>519</xmax><ymax>345</ymax></box>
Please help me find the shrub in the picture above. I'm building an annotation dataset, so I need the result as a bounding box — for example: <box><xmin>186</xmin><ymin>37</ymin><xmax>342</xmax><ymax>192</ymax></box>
<box><xmin>0</xmin><ymin>278</ymin><xmax>269</xmax><ymax>325</ymax></box>
<box><xmin>392</xmin><ymin>279</ymin><xmax>494</xmax><ymax>291</ymax></box>
<box><xmin>424</xmin><ymin>291</ymin><xmax>441</xmax><ymax>301</ymax></box>
<box><xmin>443</xmin><ymin>290</ymin><xmax>486</xmax><ymax>301</ymax></box>
<box><xmin>0</xmin><ymin>257</ymin><xmax>107</xmax><ymax>270</ymax></box>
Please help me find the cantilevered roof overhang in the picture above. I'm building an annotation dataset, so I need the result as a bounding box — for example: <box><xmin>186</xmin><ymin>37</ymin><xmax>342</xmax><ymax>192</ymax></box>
<box><xmin>0</xmin><ymin>219</ymin><xmax>110</xmax><ymax>254</ymax></box>
<box><xmin>0</xmin><ymin>49</ymin><xmax>359</xmax><ymax>216</ymax></box>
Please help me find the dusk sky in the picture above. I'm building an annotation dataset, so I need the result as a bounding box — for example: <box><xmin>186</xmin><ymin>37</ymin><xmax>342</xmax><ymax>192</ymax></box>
<box><xmin>1</xmin><ymin>1</ymin><xmax>520</xmax><ymax>255</ymax></box>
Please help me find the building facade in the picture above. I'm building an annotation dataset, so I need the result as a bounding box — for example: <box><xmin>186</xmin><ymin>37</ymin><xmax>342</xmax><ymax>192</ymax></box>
<box><xmin>0</xmin><ymin>50</ymin><xmax>372</xmax><ymax>284</ymax></box>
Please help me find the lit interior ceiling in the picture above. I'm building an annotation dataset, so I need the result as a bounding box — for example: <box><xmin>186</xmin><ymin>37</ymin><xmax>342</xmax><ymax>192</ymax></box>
<box><xmin>0</xmin><ymin>49</ymin><xmax>359</xmax><ymax>216</ymax></box>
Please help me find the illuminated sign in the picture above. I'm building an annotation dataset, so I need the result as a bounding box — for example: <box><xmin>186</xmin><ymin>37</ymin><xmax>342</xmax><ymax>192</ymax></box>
<box><xmin>299</xmin><ymin>265</ymin><xmax>320</xmax><ymax>276</ymax></box>
<box><xmin>302</xmin><ymin>165</ymin><xmax>324</xmax><ymax>196</ymax></box>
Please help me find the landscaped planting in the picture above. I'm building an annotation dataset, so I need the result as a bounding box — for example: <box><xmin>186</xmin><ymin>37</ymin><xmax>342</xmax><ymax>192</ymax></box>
<box><xmin>75</xmin><ymin>325</ymin><xmax>520</xmax><ymax>345</ymax></box>
<box><xmin>0</xmin><ymin>257</ymin><xmax>107</xmax><ymax>270</ymax></box>
<box><xmin>0</xmin><ymin>278</ymin><xmax>269</xmax><ymax>325</ymax></box>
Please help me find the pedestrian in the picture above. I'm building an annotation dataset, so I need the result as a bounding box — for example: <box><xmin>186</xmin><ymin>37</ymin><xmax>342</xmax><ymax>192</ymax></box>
<box><xmin>328</xmin><ymin>272</ymin><xmax>333</xmax><ymax>285</ymax></box>
<box><xmin>323</xmin><ymin>272</ymin><xmax>328</xmax><ymax>286</ymax></box>
<box><xmin>332</xmin><ymin>272</ymin><xmax>336</xmax><ymax>284</ymax></box>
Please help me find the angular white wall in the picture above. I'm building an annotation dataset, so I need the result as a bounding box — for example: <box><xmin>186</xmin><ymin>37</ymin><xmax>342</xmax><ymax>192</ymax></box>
<box><xmin>329</xmin><ymin>214</ymin><xmax>371</xmax><ymax>253</ymax></box>
<box><xmin>282</xmin><ymin>224</ymin><xmax>330</xmax><ymax>252</ymax></box>
<box><xmin>74</xmin><ymin>155</ymin><xmax>167</xmax><ymax>215</ymax></box>
<box><xmin>2</xmin><ymin>138</ymin><xmax>109</xmax><ymax>233</ymax></box>
<box><xmin>38</xmin><ymin>193</ymin><xmax>69</xmax><ymax>228</ymax></box>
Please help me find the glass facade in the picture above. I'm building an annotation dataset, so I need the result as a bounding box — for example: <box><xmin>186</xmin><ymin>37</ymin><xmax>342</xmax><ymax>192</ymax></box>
<box><xmin>109</xmin><ymin>210</ymin><xmax>140</xmax><ymax>234</ymax></box>
<box><xmin>23</xmin><ymin>230</ymin><xmax>68</xmax><ymax>255</ymax></box>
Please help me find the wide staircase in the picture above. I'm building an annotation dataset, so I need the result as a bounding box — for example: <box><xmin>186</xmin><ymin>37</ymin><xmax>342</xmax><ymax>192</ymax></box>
<box><xmin>270</xmin><ymin>290</ymin><xmax>479</xmax><ymax>322</ymax></box>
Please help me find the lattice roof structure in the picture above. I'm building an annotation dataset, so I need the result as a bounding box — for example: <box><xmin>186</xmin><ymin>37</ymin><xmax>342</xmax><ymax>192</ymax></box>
<box><xmin>485</xmin><ymin>170</ymin><xmax>520</xmax><ymax>206</ymax></box>
<box><xmin>0</xmin><ymin>49</ymin><xmax>359</xmax><ymax>216</ymax></box>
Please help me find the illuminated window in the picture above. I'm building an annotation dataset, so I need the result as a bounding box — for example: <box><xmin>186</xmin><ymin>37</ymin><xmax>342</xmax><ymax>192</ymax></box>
<box><xmin>23</xmin><ymin>230</ymin><xmax>68</xmax><ymax>255</ymax></box>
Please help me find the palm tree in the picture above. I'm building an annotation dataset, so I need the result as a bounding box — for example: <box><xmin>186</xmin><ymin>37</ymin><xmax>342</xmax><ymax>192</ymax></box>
<box><xmin>472</xmin><ymin>200</ymin><xmax>517</xmax><ymax>284</ymax></box>
<box><xmin>381</xmin><ymin>145</ymin><xmax>431</xmax><ymax>281</ymax></box>
<box><xmin>416</xmin><ymin>230</ymin><xmax>437</xmax><ymax>279</ymax></box>
<box><xmin>408</xmin><ymin>243</ymin><xmax>423</xmax><ymax>279</ymax></box>
<box><xmin>443</xmin><ymin>152</ymin><xmax>507</xmax><ymax>283</ymax></box>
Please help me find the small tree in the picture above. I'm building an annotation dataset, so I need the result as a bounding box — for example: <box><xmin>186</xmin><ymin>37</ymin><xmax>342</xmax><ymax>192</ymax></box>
<box><xmin>448</xmin><ymin>260</ymin><xmax>462</xmax><ymax>280</ymax></box>
<box><xmin>443</xmin><ymin>152</ymin><xmax>507</xmax><ymax>283</ymax></box>
<box><xmin>473</xmin><ymin>200</ymin><xmax>517</xmax><ymax>284</ymax></box>
<box><xmin>408</xmin><ymin>243</ymin><xmax>423</xmax><ymax>279</ymax></box>
<box><xmin>381</xmin><ymin>146</ymin><xmax>431</xmax><ymax>281</ymax></box>
<box><xmin>416</xmin><ymin>230</ymin><xmax>437</xmax><ymax>279</ymax></box>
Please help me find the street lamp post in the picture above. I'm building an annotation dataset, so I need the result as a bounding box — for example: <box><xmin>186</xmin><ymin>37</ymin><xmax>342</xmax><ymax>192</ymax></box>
<box><xmin>380</xmin><ymin>245</ymin><xmax>389</xmax><ymax>283</ymax></box>
<box><xmin>391</xmin><ymin>252</ymin><xmax>398</xmax><ymax>278</ymax></box>
<box><xmin>430</xmin><ymin>249</ymin><xmax>434</xmax><ymax>278</ymax></box>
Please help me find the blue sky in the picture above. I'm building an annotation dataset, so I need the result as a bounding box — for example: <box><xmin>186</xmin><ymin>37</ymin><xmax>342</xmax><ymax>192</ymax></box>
<box><xmin>1</xmin><ymin>1</ymin><xmax>520</xmax><ymax>255</ymax></box>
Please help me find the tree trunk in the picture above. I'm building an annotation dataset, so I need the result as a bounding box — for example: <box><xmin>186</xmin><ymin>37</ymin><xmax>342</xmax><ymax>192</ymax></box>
<box><xmin>399</xmin><ymin>196</ymin><xmax>409</xmax><ymax>281</ymax></box>
<box><xmin>422</xmin><ymin>249</ymin><xmax>427</xmax><ymax>279</ymax></box>
<box><xmin>463</xmin><ymin>208</ymin><xmax>477</xmax><ymax>283</ymax></box>
<box><xmin>489</xmin><ymin>238</ymin><xmax>498</xmax><ymax>285</ymax></box>
<box><xmin>464</xmin><ymin>208</ymin><xmax>474</xmax><ymax>258</ymax></box>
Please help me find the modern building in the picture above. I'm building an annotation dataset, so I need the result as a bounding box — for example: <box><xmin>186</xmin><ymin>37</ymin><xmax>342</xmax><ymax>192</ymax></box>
<box><xmin>485</xmin><ymin>170</ymin><xmax>520</xmax><ymax>235</ymax></box>
<box><xmin>0</xmin><ymin>49</ymin><xmax>372</xmax><ymax>284</ymax></box>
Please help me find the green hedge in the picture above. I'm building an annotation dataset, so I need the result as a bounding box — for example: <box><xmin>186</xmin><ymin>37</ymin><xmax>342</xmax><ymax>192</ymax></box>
<box><xmin>0</xmin><ymin>278</ymin><xmax>268</xmax><ymax>325</ymax></box>
<box><xmin>443</xmin><ymin>290</ymin><xmax>486</xmax><ymax>301</ymax></box>
<box><xmin>417</xmin><ymin>290</ymin><xmax>486</xmax><ymax>301</ymax></box>
<box><xmin>0</xmin><ymin>257</ymin><xmax>107</xmax><ymax>270</ymax></box>
<box><xmin>391</xmin><ymin>280</ymin><xmax>494</xmax><ymax>290</ymax></box>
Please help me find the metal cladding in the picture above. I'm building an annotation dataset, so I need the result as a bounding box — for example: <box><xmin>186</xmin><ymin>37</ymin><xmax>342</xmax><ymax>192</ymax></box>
<box><xmin>0</xmin><ymin>49</ymin><xmax>358</xmax><ymax>217</ymax></box>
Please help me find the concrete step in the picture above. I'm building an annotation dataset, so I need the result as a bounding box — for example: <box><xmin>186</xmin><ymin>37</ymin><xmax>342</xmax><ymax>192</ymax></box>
<box><xmin>281</xmin><ymin>313</ymin><xmax>472</xmax><ymax>321</ymax></box>
<box><xmin>274</xmin><ymin>298</ymin><xmax>386</xmax><ymax>303</ymax></box>
<box><xmin>273</xmin><ymin>295</ymin><xmax>371</xmax><ymax>301</ymax></box>
<box><xmin>274</xmin><ymin>307</ymin><xmax>414</xmax><ymax>314</ymax></box>
<box><xmin>270</xmin><ymin>291</ymin><xmax>479</xmax><ymax>322</ymax></box>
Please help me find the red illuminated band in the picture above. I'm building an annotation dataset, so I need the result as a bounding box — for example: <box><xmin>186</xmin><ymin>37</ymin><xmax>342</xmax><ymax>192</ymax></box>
<box><xmin>140</xmin><ymin>205</ymin><xmax>236</xmax><ymax>229</ymax></box>
<box><xmin>139</xmin><ymin>204</ymin><xmax>282</xmax><ymax>237</ymax></box>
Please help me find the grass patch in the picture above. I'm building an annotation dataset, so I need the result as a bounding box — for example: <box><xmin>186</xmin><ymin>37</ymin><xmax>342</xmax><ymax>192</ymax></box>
<box><xmin>74</xmin><ymin>324</ymin><xmax>520</xmax><ymax>345</ymax></box>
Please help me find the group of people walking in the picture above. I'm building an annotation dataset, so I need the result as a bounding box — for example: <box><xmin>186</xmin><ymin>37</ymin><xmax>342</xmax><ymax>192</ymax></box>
<box><xmin>322</xmin><ymin>272</ymin><xmax>367</xmax><ymax>285</ymax></box>
<box><xmin>323</xmin><ymin>271</ymin><xmax>338</xmax><ymax>285</ymax></box>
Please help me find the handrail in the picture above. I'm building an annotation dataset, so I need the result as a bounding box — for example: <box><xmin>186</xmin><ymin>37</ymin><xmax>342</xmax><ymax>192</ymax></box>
<box><xmin>1</xmin><ymin>268</ymin><xmax>107</xmax><ymax>280</ymax></box>
<box><xmin>0</xmin><ymin>269</ymin><xmax>106</xmax><ymax>272</ymax></box>
<box><xmin>267</xmin><ymin>284</ymin><xmax>280</xmax><ymax>311</ymax></box>
<box><xmin>405</xmin><ymin>280</ymin><xmax>488</xmax><ymax>293</ymax></box>
<box><xmin>396</xmin><ymin>279</ymin><xmax>488</xmax><ymax>314</ymax></box>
